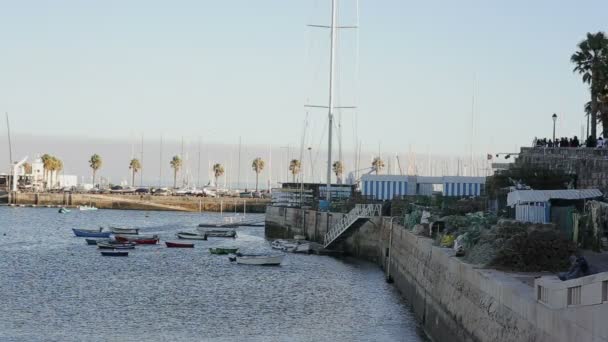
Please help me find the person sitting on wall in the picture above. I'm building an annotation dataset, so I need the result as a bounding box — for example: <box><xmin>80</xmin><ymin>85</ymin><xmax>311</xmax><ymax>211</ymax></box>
<box><xmin>572</xmin><ymin>136</ymin><xmax>580</xmax><ymax>147</ymax></box>
<box><xmin>558</xmin><ymin>255</ymin><xmax>592</xmax><ymax>281</ymax></box>
<box><xmin>597</xmin><ymin>137</ymin><xmax>604</xmax><ymax>148</ymax></box>
<box><xmin>586</xmin><ymin>135</ymin><xmax>597</xmax><ymax>148</ymax></box>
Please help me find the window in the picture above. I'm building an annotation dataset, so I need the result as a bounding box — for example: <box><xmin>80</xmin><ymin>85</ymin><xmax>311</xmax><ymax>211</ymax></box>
<box><xmin>567</xmin><ymin>286</ymin><xmax>581</xmax><ymax>306</ymax></box>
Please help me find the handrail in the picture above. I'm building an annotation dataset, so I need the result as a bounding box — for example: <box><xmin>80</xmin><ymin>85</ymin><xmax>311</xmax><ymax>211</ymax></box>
<box><xmin>324</xmin><ymin>204</ymin><xmax>381</xmax><ymax>247</ymax></box>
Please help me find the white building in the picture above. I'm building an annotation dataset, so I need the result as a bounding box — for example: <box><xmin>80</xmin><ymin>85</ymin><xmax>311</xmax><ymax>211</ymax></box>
<box><xmin>361</xmin><ymin>175</ymin><xmax>486</xmax><ymax>200</ymax></box>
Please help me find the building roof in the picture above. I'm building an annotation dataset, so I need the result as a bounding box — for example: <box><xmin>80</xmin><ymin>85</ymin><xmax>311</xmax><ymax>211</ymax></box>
<box><xmin>507</xmin><ymin>189</ymin><xmax>603</xmax><ymax>207</ymax></box>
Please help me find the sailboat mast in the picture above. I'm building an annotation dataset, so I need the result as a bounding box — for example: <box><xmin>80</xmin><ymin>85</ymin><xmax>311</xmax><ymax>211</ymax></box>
<box><xmin>159</xmin><ymin>135</ymin><xmax>163</xmax><ymax>188</ymax></box>
<box><xmin>140</xmin><ymin>134</ymin><xmax>144</xmax><ymax>186</ymax></box>
<box><xmin>6</xmin><ymin>112</ymin><xmax>13</xmax><ymax>166</ymax></box>
<box><xmin>326</xmin><ymin>0</ymin><xmax>337</xmax><ymax>201</ymax></box>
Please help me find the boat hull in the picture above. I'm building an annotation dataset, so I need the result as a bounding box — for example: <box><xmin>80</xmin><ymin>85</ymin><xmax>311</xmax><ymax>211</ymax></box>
<box><xmin>176</xmin><ymin>233</ymin><xmax>207</xmax><ymax>240</ymax></box>
<box><xmin>100</xmin><ymin>251</ymin><xmax>128</xmax><ymax>257</ymax></box>
<box><xmin>97</xmin><ymin>243</ymin><xmax>135</xmax><ymax>250</ymax></box>
<box><xmin>72</xmin><ymin>229</ymin><xmax>112</xmax><ymax>238</ymax></box>
<box><xmin>166</xmin><ymin>242</ymin><xmax>195</xmax><ymax>248</ymax></box>
<box><xmin>110</xmin><ymin>227</ymin><xmax>140</xmax><ymax>235</ymax></box>
<box><xmin>115</xmin><ymin>235</ymin><xmax>159</xmax><ymax>245</ymax></box>
<box><xmin>235</xmin><ymin>254</ymin><xmax>284</xmax><ymax>266</ymax></box>
<box><xmin>209</xmin><ymin>247</ymin><xmax>239</xmax><ymax>255</ymax></box>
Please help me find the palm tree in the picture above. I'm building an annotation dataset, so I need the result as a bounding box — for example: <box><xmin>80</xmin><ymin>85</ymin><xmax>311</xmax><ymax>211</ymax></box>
<box><xmin>129</xmin><ymin>158</ymin><xmax>142</xmax><ymax>187</ymax></box>
<box><xmin>53</xmin><ymin>158</ymin><xmax>63</xmax><ymax>188</ymax></box>
<box><xmin>332</xmin><ymin>161</ymin><xmax>344</xmax><ymax>184</ymax></box>
<box><xmin>89</xmin><ymin>154</ymin><xmax>102</xmax><ymax>187</ymax></box>
<box><xmin>170</xmin><ymin>156</ymin><xmax>182</xmax><ymax>189</ymax></box>
<box><xmin>372</xmin><ymin>157</ymin><xmax>385</xmax><ymax>175</ymax></box>
<box><xmin>289</xmin><ymin>159</ymin><xmax>301</xmax><ymax>183</ymax></box>
<box><xmin>251</xmin><ymin>157</ymin><xmax>265</xmax><ymax>191</ymax></box>
<box><xmin>571</xmin><ymin>32</ymin><xmax>608</xmax><ymax>139</ymax></box>
<box><xmin>41</xmin><ymin>154</ymin><xmax>52</xmax><ymax>189</ymax></box>
<box><xmin>213</xmin><ymin>163</ymin><xmax>225</xmax><ymax>190</ymax></box>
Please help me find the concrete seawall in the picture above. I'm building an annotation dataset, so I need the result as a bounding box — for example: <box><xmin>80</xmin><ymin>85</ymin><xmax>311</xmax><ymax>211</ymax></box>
<box><xmin>266</xmin><ymin>206</ymin><xmax>605</xmax><ymax>342</ymax></box>
<box><xmin>6</xmin><ymin>192</ymin><xmax>269</xmax><ymax>213</ymax></box>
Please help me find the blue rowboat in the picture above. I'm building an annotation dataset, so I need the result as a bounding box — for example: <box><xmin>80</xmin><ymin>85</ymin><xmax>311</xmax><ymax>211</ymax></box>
<box><xmin>72</xmin><ymin>228</ymin><xmax>112</xmax><ymax>238</ymax></box>
<box><xmin>100</xmin><ymin>251</ymin><xmax>128</xmax><ymax>257</ymax></box>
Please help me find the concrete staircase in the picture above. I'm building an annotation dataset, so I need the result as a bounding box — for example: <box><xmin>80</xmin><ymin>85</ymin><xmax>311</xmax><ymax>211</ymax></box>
<box><xmin>324</xmin><ymin>204</ymin><xmax>382</xmax><ymax>248</ymax></box>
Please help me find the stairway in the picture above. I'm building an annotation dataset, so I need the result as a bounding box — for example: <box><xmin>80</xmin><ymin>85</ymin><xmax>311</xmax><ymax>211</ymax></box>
<box><xmin>324</xmin><ymin>204</ymin><xmax>382</xmax><ymax>248</ymax></box>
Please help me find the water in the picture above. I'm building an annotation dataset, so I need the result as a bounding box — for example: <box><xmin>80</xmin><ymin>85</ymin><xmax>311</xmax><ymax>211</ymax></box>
<box><xmin>0</xmin><ymin>207</ymin><xmax>425</xmax><ymax>342</ymax></box>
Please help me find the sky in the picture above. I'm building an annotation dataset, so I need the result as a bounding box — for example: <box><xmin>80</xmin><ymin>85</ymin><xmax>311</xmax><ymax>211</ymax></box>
<box><xmin>0</xmin><ymin>0</ymin><xmax>607</xmax><ymax>184</ymax></box>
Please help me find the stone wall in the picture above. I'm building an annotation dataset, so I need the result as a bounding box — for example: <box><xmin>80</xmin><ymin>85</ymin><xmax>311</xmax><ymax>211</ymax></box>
<box><xmin>514</xmin><ymin>147</ymin><xmax>608</xmax><ymax>192</ymax></box>
<box><xmin>7</xmin><ymin>192</ymin><xmax>269</xmax><ymax>213</ymax></box>
<box><xmin>265</xmin><ymin>206</ymin><xmax>606</xmax><ymax>342</ymax></box>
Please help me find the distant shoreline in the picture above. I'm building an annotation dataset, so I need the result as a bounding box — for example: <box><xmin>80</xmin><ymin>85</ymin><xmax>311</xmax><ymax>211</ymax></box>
<box><xmin>2</xmin><ymin>193</ymin><xmax>269</xmax><ymax>213</ymax></box>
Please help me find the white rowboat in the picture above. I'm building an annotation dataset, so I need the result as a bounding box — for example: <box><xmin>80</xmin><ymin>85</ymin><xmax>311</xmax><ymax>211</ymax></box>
<box><xmin>235</xmin><ymin>254</ymin><xmax>284</xmax><ymax>266</ymax></box>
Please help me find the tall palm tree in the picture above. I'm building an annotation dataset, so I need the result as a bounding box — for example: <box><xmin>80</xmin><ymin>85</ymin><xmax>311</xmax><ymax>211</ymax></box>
<box><xmin>332</xmin><ymin>161</ymin><xmax>344</xmax><ymax>184</ymax></box>
<box><xmin>571</xmin><ymin>31</ymin><xmax>608</xmax><ymax>139</ymax></box>
<box><xmin>251</xmin><ymin>157</ymin><xmax>265</xmax><ymax>191</ymax></box>
<box><xmin>129</xmin><ymin>158</ymin><xmax>142</xmax><ymax>187</ymax></box>
<box><xmin>372</xmin><ymin>157</ymin><xmax>385</xmax><ymax>175</ymax></box>
<box><xmin>41</xmin><ymin>154</ymin><xmax>52</xmax><ymax>189</ymax></box>
<box><xmin>53</xmin><ymin>158</ymin><xmax>63</xmax><ymax>188</ymax></box>
<box><xmin>289</xmin><ymin>159</ymin><xmax>301</xmax><ymax>183</ymax></box>
<box><xmin>89</xmin><ymin>154</ymin><xmax>102</xmax><ymax>187</ymax></box>
<box><xmin>213</xmin><ymin>163</ymin><xmax>225</xmax><ymax>190</ymax></box>
<box><xmin>170</xmin><ymin>156</ymin><xmax>182</xmax><ymax>189</ymax></box>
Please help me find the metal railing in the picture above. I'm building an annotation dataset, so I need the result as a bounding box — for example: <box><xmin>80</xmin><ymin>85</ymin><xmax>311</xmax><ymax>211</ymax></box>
<box><xmin>324</xmin><ymin>204</ymin><xmax>382</xmax><ymax>247</ymax></box>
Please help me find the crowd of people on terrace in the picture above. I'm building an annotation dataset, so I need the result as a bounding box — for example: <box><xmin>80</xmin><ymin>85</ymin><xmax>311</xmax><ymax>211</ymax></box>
<box><xmin>533</xmin><ymin>135</ymin><xmax>608</xmax><ymax>148</ymax></box>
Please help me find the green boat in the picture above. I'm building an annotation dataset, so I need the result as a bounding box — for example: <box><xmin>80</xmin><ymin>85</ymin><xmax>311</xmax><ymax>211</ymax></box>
<box><xmin>209</xmin><ymin>247</ymin><xmax>239</xmax><ymax>255</ymax></box>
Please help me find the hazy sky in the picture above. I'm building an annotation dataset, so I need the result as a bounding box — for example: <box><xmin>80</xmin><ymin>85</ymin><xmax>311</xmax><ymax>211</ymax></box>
<box><xmin>1</xmin><ymin>0</ymin><xmax>607</xmax><ymax>182</ymax></box>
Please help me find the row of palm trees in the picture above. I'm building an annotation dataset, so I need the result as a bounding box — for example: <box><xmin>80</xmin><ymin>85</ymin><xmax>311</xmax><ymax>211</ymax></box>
<box><xmin>46</xmin><ymin>154</ymin><xmax>387</xmax><ymax>191</ymax></box>
<box><xmin>571</xmin><ymin>31</ymin><xmax>608</xmax><ymax>139</ymax></box>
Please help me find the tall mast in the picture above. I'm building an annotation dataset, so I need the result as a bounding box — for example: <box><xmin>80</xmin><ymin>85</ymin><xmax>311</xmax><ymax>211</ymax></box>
<box><xmin>237</xmin><ymin>137</ymin><xmax>242</xmax><ymax>190</ymax></box>
<box><xmin>197</xmin><ymin>137</ymin><xmax>201</xmax><ymax>189</ymax></box>
<box><xmin>159</xmin><ymin>135</ymin><xmax>163</xmax><ymax>188</ymax></box>
<box><xmin>5</xmin><ymin>112</ymin><xmax>13</xmax><ymax>166</ymax></box>
<box><xmin>140</xmin><ymin>134</ymin><xmax>144</xmax><ymax>186</ymax></box>
<box><xmin>326</xmin><ymin>0</ymin><xmax>337</xmax><ymax>201</ymax></box>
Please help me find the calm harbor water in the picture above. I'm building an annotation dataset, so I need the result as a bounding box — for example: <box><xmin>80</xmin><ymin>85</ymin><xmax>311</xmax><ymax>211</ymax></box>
<box><xmin>0</xmin><ymin>207</ymin><xmax>425</xmax><ymax>342</ymax></box>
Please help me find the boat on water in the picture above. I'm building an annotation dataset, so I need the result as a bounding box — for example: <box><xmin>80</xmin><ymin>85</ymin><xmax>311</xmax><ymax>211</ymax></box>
<box><xmin>109</xmin><ymin>227</ymin><xmax>140</xmax><ymax>235</ymax></box>
<box><xmin>97</xmin><ymin>242</ymin><xmax>135</xmax><ymax>250</ymax></box>
<box><xmin>72</xmin><ymin>228</ymin><xmax>112</xmax><ymax>238</ymax></box>
<box><xmin>165</xmin><ymin>241</ymin><xmax>195</xmax><ymax>248</ymax></box>
<box><xmin>100</xmin><ymin>251</ymin><xmax>128</xmax><ymax>257</ymax></box>
<box><xmin>58</xmin><ymin>207</ymin><xmax>70</xmax><ymax>214</ymax></box>
<box><xmin>197</xmin><ymin>228</ymin><xmax>237</xmax><ymax>238</ymax></box>
<box><xmin>85</xmin><ymin>238</ymin><xmax>107</xmax><ymax>245</ymax></box>
<box><xmin>176</xmin><ymin>232</ymin><xmax>207</xmax><ymax>240</ymax></box>
<box><xmin>230</xmin><ymin>253</ymin><xmax>284</xmax><ymax>266</ymax></box>
<box><xmin>271</xmin><ymin>240</ymin><xmax>311</xmax><ymax>254</ymax></box>
<box><xmin>209</xmin><ymin>247</ymin><xmax>239</xmax><ymax>255</ymax></box>
<box><xmin>78</xmin><ymin>205</ymin><xmax>98</xmax><ymax>211</ymax></box>
<box><xmin>114</xmin><ymin>234</ymin><xmax>159</xmax><ymax>245</ymax></box>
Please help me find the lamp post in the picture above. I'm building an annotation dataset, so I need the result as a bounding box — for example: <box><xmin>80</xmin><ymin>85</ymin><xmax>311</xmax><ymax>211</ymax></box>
<box><xmin>552</xmin><ymin>113</ymin><xmax>558</xmax><ymax>142</ymax></box>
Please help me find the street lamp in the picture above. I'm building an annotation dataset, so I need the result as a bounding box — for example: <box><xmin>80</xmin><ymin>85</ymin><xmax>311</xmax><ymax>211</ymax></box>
<box><xmin>552</xmin><ymin>113</ymin><xmax>558</xmax><ymax>142</ymax></box>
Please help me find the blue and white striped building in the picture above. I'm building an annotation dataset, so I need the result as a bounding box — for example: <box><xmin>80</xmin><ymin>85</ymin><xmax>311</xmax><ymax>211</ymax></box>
<box><xmin>361</xmin><ymin>175</ymin><xmax>486</xmax><ymax>200</ymax></box>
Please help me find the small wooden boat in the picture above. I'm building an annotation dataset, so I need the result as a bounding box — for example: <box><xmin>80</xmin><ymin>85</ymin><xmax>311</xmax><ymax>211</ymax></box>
<box><xmin>232</xmin><ymin>253</ymin><xmax>284</xmax><ymax>266</ymax></box>
<box><xmin>72</xmin><ymin>228</ymin><xmax>112</xmax><ymax>238</ymax></box>
<box><xmin>165</xmin><ymin>241</ymin><xmax>195</xmax><ymax>248</ymax></box>
<box><xmin>58</xmin><ymin>207</ymin><xmax>70</xmax><ymax>214</ymax></box>
<box><xmin>85</xmin><ymin>238</ymin><xmax>107</xmax><ymax>245</ymax></box>
<box><xmin>78</xmin><ymin>205</ymin><xmax>98</xmax><ymax>211</ymax></box>
<box><xmin>209</xmin><ymin>247</ymin><xmax>239</xmax><ymax>255</ymax></box>
<box><xmin>203</xmin><ymin>230</ymin><xmax>236</xmax><ymax>238</ymax></box>
<box><xmin>114</xmin><ymin>234</ymin><xmax>159</xmax><ymax>245</ymax></box>
<box><xmin>109</xmin><ymin>227</ymin><xmax>140</xmax><ymax>235</ymax></box>
<box><xmin>176</xmin><ymin>232</ymin><xmax>207</xmax><ymax>240</ymax></box>
<box><xmin>100</xmin><ymin>251</ymin><xmax>128</xmax><ymax>257</ymax></box>
<box><xmin>97</xmin><ymin>242</ymin><xmax>135</xmax><ymax>250</ymax></box>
